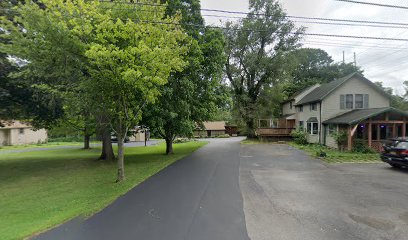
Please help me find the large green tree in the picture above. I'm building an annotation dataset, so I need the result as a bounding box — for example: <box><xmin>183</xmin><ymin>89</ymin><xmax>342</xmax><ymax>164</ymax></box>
<box><xmin>84</xmin><ymin>1</ymin><xmax>187</xmax><ymax>181</ymax></box>
<box><xmin>0</xmin><ymin>0</ymin><xmax>63</xmax><ymax>126</ymax></box>
<box><xmin>284</xmin><ymin>48</ymin><xmax>362</xmax><ymax>97</ymax></box>
<box><xmin>3</xmin><ymin>0</ymin><xmax>187</xmax><ymax>182</ymax></box>
<box><xmin>224</xmin><ymin>0</ymin><xmax>303</xmax><ymax>137</ymax></box>
<box><xmin>143</xmin><ymin>0</ymin><xmax>225</xmax><ymax>155</ymax></box>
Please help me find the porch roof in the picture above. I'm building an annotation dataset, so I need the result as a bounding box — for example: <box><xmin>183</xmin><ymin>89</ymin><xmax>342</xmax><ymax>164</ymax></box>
<box><xmin>323</xmin><ymin>107</ymin><xmax>408</xmax><ymax>125</ymax></box>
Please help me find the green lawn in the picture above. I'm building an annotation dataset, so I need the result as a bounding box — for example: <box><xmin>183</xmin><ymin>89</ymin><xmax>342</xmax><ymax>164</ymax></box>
<box><xmin>288</xmin><ymin>142</ymin><xmax>381</xmax><ymax>163</ymax></box>
<box><xmin>0</xmin><ymin>141</ymin><xmax>206</xmax><ymax>240</ymax></box>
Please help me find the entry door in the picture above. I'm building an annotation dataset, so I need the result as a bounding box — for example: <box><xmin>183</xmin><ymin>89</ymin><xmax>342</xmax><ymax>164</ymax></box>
<box><xmin>207</xmin><ymin>130</ymin><xmax>212</xmax><ymax>137</ymax></box>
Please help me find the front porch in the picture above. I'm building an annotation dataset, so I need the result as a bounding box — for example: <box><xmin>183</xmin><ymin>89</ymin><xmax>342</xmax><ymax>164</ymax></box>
<box><xmin>324</xmin><ymin>107</ymin><xmax>408</xmax><ymax>152</ymax></box>
<box><xmin>256</xmin><ymin>118</ymin><xmax>296</xmax><ymax>137</ymax></box>
<box><xmin>347</xmin><ymin>120</ymin><xmax>407</xmax><ymax>152</ymax></box>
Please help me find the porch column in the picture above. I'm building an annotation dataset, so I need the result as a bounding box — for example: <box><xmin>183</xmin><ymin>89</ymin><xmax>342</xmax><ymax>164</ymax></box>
<box><xmin>393</xmin><ymin>123</ymin><xmax>397</xmax><ymax>138</ymax></box>
<box><xmin>377</xmin><ymin>124</ymin><xmax>381</xmax><ymax>141</ymax></box>
<box><xmin>347</xmin><ymin>124</ymin><xmax>358</xmax><ymax>151</ymax></box>
<box><xmin>368</xmin><ymin>119</ymin><xmax>372</xmax><ymax>148</ymax></box>
<box><xmin>403</xmin><ymin>117</ymin><xmax>406</xmax><ymax>138</ymax></box>
<box><xmin>347</xmin><ymin>126</ymin><xmax>352</xmax><ymax>151</ymax></box>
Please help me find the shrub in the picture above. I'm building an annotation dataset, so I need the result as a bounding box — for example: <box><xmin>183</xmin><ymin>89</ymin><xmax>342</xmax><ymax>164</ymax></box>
<box><xmin>291</xmin><ymin>128</ymin><xmax>308</xmax><ymax>145</ymax></box>
<box><xmin>173</xmin><ymin>138</ymin><xmax>190</xmax><ymax>144</ymax></box>
<box><xmin>331</xmin><ymin>130</ymin><xmax>348</xmax><ymax>151</ymax></box>
<box><xmin>353</xmin><ymin>139</ymin><xmax>376</xmax><ymax>153</ymax></box>
<box><xmin>216</xmin><ymin>134</ymin><xmax>230</xmax><ymax>138</ymax></box>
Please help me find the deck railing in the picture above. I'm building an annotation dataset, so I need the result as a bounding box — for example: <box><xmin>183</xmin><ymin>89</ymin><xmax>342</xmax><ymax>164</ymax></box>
<box><xmin>256</xmin><ymin>128</ymin><xmax>295</xmax><ymax>136</ymax></box>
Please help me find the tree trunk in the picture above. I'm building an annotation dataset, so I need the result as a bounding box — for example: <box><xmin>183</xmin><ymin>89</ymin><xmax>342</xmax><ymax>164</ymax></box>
<box><xmin>84</xmin><ymin>134</ymin><xmax>91</xmax><ymax>149</ymax></box>
<box><xmin>99</xmin><ymin>128</ymin><xmax>115</xmax><ymax>161</ymax></box>
<box><xmin>116</xmin><ymin>132</ymin><xmax>125</xmax><ymax>182</ymax></box>
<box><xmin>165</xmin><ymin>138</ymin><xmax>174</xmax><ymax>155</ymax></box>
<box><xmin>246</xmin><ymin>119</ymin><xmax>257</xmax><ymax>139</ymax></box>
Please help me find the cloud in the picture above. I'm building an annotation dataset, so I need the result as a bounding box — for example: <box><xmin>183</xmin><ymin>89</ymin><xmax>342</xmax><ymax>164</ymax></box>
<box><xmin>200</xmin><ymin>0</ymin><xmax>408</xmax><ymax>94</ymax></box>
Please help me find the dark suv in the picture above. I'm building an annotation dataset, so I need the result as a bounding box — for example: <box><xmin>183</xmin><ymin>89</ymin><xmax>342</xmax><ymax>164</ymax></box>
<box><xmin>381</xmin><ymin>137</ymin><xmax>408</xmax><ymax>168</ymax></box>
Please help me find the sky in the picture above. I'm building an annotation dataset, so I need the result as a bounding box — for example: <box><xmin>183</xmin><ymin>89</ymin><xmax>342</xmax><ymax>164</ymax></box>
<box><xmin>200</xmin><ymin>0</ymin><xmax>408</xmax><ymax>95</ymax></box>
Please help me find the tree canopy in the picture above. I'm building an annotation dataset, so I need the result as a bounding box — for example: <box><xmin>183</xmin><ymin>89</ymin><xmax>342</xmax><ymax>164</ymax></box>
<box><xmin>224</xmin><ymin>0</ymin><xmax>303</xmax><ymax>137</ymax></box>
<box><xmin>2</xmin><ymin>0</ymin><xmax>188</xmax><ymax>182</ymax></box>
<box><xmin>143</xmin><ymin>0</ymin><xmax>226</xmax><ymax>155</ymax></box>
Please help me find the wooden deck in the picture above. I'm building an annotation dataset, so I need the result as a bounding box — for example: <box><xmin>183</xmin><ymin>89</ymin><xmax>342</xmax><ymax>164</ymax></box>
<box><xmin>256</xmin><ymin>128</ymin><xmax>294</xmax><ymax>137</ymax></box>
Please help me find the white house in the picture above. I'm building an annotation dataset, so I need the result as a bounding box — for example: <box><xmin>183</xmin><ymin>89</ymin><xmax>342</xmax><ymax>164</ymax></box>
<box><xmin>278</xmin><ymin>72</ymin><xmax>408</xmax><ymax>151</ymax></box>
<box><xmin>0</xmin><ymin>120</ymin><xmax>48</xmax><ymax>146</ymax></box>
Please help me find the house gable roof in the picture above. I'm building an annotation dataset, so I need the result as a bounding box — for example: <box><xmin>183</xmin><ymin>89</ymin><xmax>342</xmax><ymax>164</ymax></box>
<box><xmin>322</xmin><ymin>107</ymin><xmax>408</xmax><ymax>125</ymax></box>
<box><xmin>202</xmin><ymin>121</ymin><xmax>226</xmax><ymax>131</ymax></box>
<box><xmin>0</xmin><ymin>120</ymin><xmax>32</xmax><ymax>129</ymax></box>
<box><xmin>295</xmin><ymin>72</ymin><xmax>390</xmax><ymax>106</ymax></box>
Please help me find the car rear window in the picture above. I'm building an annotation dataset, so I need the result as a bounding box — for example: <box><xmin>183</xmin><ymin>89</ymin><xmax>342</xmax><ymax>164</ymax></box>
<box><xmin>395</xmin><ymin>141</ymin><xmax>408</xmax><ymax>149</ymax></box>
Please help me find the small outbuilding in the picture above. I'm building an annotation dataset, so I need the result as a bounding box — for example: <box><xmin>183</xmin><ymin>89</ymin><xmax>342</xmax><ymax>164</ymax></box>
<box><xmin>0</xmin><ymin>120</ymin><xmax>48</xmax><ymax>146</ymax></box>
<box><xmin>194</xmin><ymin>121</ymin><xmax>226</xmax><ymax>138</ymax></box>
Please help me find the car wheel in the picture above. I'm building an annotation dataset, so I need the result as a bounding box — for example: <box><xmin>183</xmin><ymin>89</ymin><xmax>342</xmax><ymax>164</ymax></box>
<box><xmin>389</xmin><ymin>163</ymin><xmax>401</xmax><ymax>168</ymax></box>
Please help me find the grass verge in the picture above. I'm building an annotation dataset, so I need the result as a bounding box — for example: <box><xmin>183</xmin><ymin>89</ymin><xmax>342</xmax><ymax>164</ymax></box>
<box><xmin>288</xmin><ymin>142</ymin><xmax>381</xmax><ymax>163</ymax></box>
<box><xmin>0</xmin><ymin>141</ymin><xmax>206</xmax><ymax>240</ymax></box>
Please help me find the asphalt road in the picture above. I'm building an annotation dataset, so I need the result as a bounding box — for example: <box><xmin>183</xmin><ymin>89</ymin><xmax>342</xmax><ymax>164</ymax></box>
<box><xmin>33</xmin><ymin>139</ymin><xmax>408</xmax><ymax>240</ymax></box>
<box><xmin>240</xmin><ymin>143</ymin><xmax>408</xmax><ymax>240</ymax></box>
<box><xmin>33</xmin><ymin>137</ymin><xmax>249</xmax><ymax>240</ymax></box>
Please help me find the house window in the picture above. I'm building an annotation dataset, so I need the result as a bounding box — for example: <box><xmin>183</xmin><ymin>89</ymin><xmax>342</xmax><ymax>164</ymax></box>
<box><xmin>327</xmin><ymin>124</ymin><xmax>336</xmax><ymax>135</ymax></box>
<box><xmin>19</xmin><ymin>128</ymin><xmax>24</xmax><ymax>134</ymax></box>
<box><xmin>290</xmin><ymin>101</ymin><xmax>293</xmax><ymax>109</ymax></box>
<box><xmin>355</xmin><ymin>94</ymin><xmax>364</xmax><ymax>109</ymax></box>
<box><xmin>298</xmin><ymin>105</ymin><xmax>303</xmax><ymax>112</ymax></box>
<box><xmin>310</xmin><ymin>103</ymin><xmax>317</xmax><ymax>111</ymax></box>
<box><xmin>346</xmin><ymin>94</ymin><xmax>353</xmax><ymax>109</ymax></box>
<box><xmin>307</xmin><ymin>122</ymin><xmax>319</xmax><ymax>135</ymax></box>
<box><xmin>299</xmin><ymin>121</ymin><xmax>304</xmax><ymax>129</ymax></box>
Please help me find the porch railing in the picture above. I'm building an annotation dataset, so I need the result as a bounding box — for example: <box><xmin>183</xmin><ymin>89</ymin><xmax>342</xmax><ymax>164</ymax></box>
<box><xmin>256</xmin><ymin>128</ymin><xmax>295</xmax><ymax>136</ymax></box>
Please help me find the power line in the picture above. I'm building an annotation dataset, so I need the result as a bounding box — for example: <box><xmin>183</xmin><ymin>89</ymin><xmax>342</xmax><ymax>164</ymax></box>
<box><xmin>5</xmin><ymin>3</ymin><xmax>408</xmax><ymax>42</ymax></box>
<box><xmin>335</xmin><ymin>0</ymin><xmax>408</xmax><ymax>10</ymax></box>
<box><xmin>302</xmin><ymin>40</ymin><xmax>408</xmax><ymax>50</ymax></box>
<box><xmin>202</xmin><ymin>14</ymin><xmax>408</xmax><ymax>29</ymax></box>
<box><xmin>99</xmin><ymin>1</ymin><xmax>408</xmax><ymax>27</ymax></box>
<box><xmin>6</xmin><ymin>2</ymin><xmax>408</xmax><ymax>28</ymax></box>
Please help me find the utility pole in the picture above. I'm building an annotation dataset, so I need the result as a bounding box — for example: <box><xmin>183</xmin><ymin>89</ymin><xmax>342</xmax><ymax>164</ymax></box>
<box><xmin>343</xmin><ymin>51</ymin><xmax>345</xmax><ymax>64</ymax></box>
<box><xmin>354</xmin><ymin>52</ymin><xmax>357</xmax><ymax>67</ymax></box>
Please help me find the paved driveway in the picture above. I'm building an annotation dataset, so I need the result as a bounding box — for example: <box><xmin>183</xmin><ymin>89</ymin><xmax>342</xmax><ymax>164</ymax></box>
<box><xmin>34</xmin><ymin>137</ymin><xmax>249</xmax><ymax>240</ymax></box>
<box><xmin>240</xmin><ymin>143</ymin><xmax>408</xmax><ymax>240</ymax></box>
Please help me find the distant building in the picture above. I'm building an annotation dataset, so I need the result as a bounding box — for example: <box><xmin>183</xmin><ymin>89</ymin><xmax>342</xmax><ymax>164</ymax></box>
<box><xmin>128</xmin><ymin>126</ymin><xmax>149</xmax><ymax>142</ymax></box>
<box><xmin>0</xmin><ymin>120</ymin><xmax>48</xmax><ymax>146</ymax></box>
<box><xmin>194</xmin><ymin>121</ymin><xmax>226</xmax><ymax>138</ymax></box>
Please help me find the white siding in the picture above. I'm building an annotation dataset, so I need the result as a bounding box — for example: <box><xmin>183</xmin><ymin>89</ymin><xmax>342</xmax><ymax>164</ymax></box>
<box><xmin>8</xmin><ymin>128</ymin><xmax>48</xmax><ymax>145</ymax></box>
<box><xmin>297</xmin><ymin>102</ymin><xmax>321</xmax><ymax>144</ymax></box>
<box><xmin>321</xmin><ymin>76</ymin><xmax>390</xmax><ymax>122</ymax></box>
<box><xmin>321</xmin><ymin>76</ymin><xmax>390</xmax><ymax>147</ymax></box>
<box><xmin>282</xmin><ymin>84</ymin><xmax>320</xmax><ymax>117</ymax></box>
<box><xmin>0</xmin><ymin>129</ymin><xmax>10</xmax><ymax>146</ymax></box>
<box><xmin>282</xmin><ymin>101</ymin><xmax>295</xmax><ymax>116</ymax></box>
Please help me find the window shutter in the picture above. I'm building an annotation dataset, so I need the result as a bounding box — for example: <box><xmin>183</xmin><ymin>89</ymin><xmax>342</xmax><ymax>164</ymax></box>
<box><xmin>364</xmin><ymin>94</ymin><xmax>369</xmax><ymax>108</ymax></box>
<box><xmin>340</xmin><ymin>95</ymin><xmax>345</xmax><ymax>109</ymax></box>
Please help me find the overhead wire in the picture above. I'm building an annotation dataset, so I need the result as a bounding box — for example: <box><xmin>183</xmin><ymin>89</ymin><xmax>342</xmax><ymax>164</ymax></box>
<box><xmin>335</xmin><ymin>0</ymin><xmax>408</xmax><ymax>10</ymax></box>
